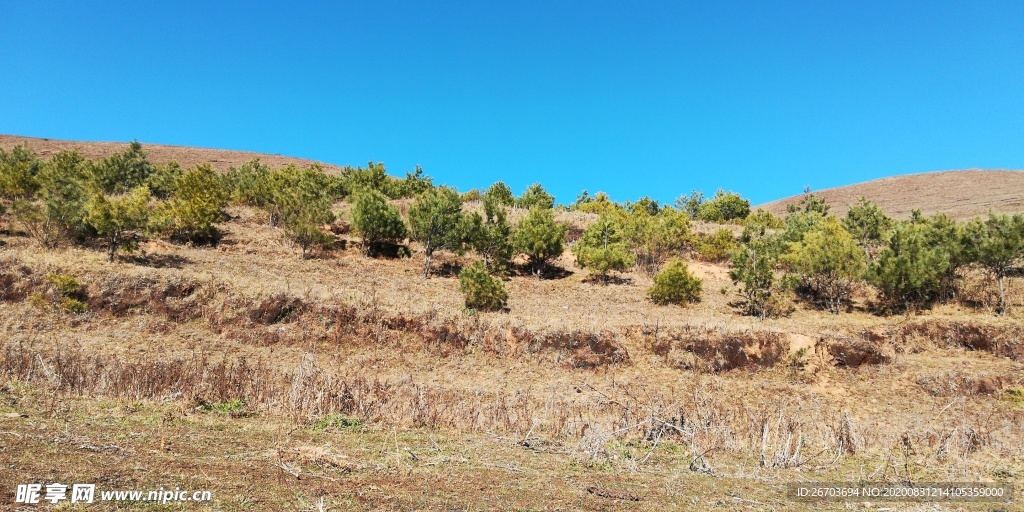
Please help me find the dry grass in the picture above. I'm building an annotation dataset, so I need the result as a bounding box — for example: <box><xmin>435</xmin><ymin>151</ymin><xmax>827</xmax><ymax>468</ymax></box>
<box><xmin>0</xmin><ymin>134</ymin><xmax>349</xmax><ymax>174</ymax></box>
<box><xmin>758</xmin><ymin>169</ymin><xmax>1024</xmax><ymax>220</ymax></box>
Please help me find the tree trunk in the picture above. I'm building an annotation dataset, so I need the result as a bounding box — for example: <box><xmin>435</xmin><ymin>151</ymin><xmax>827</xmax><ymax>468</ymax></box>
<box><xmin>997</xmin><ymin>272</ymin><xmax>1006</xmax><ymax>315</ymax></box>
<box><xmin>422</xmin><ymin>244</ymin><xmax>433</xmax><ymax>279</ymax></box>
<box><xmin>108</xmin><ymin>232</ymin><xmax>118</xmax><ymax>262</ymax></box>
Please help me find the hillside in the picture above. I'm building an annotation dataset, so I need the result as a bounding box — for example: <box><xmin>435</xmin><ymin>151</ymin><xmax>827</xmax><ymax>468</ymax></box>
<box><xmin>758</xmin><ymin>169</ymin><xmax>1024</xmax><ymax>220</ymax></box>
<box><xmin>2</xmin><ymin>135</ymin><xmax>1023</xmax><ymax>509</ymax></box>
<box><xmin>0</xmin><ymin>134</ymin><xmax>348</xmax><ymax>174</ymax></box>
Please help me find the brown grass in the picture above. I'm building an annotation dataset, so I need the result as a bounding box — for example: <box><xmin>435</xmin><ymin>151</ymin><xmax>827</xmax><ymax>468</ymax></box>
<box><xmin>758</xmin><ymin>169</ymin><xmax>1024</xmax><ymax>220</ymax></box>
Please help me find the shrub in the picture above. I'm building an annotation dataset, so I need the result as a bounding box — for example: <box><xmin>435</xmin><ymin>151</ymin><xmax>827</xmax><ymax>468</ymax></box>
<box><xmin>625</xmin><ymin>206</ymin><xmax>691</xmax><ymax>274</ymax></box>
<box><xmin>515</xmin><ymin>183</ymin><xmax>555</xmax><ymax>210</ymax></box>
<box><xmin>85</xmin><ymin>186</ymin><xmax>152</xmax><ymax>262</ymax></box>
<box><xmin>458</xmin><ymin>261</ymin><xmax>508</xmax><ymax>311</ymax></box>
<box><xmin>648</xmin><ymin>259</ymin><xmax>702</xmax><ymax>305</ymax></box>
<box><xmin>313</xmin><ymin>414</ymin><xmax>363</xmax><ymax>431</ymax></box>
<box><xmin>745</xmin><ymin>209</ymin><xmax>784</xmax><ymax>230</ymax></box>
<box><xmin>674</xmin><ymin>190</ymin><xmax>704</xmax><ymax>219</ymax></box>
<box><xmin>575</xmin><ymin>214</ymin><xmax>634</xmax><ymax>283</ymax></box>
<box><xmin>696</xmin><ymin>189</ymin><xmax>750</xmax><ymax>222</ymax></box>
<box><xmin>152</xmin><ymin>164</ymin><xmax>228</xmax><ymax>244</ymax></box>
<box><xmin>786</xmin><ymin>191</ymin><xmax>830</xmax><ymax>216</ymax></box>
<box><xmin>30</xmin><ymin>273</ymin><xmax>88</xmax><ymax>314</ymax></box>
<box><xmin>730</xmin><ymin>226</ymin><xmax>789</xmax><ymax>318</ymax></box>
<box><xmin>842</xmin><ymin>197</ymin><xmax>892</xmax><ymax>251</ymax></box>
<box><xmin>0</xmin><ymin>144</ymin><xmax>42</xmax><ymax>202</ymax></box>
<box><xmin>692</xmin><ymin>229</ymin><xmax>736</xmax><ymax>262</ymax></box>
<box><xmin>512</xmin><ymin>206</ymin><xmax>566</xmax><ymax>277</ymax></box>
<box><xmin>781</xmin><ymin>217</ymin><xmax>865</xmax><ymax>313</ymax></box>
<box><xmin>867</xmin><ymin>221</ymin><xmax>950</xmax><ymax>311</ymax></box>
<box><xmin>484</xmin><ymin>181</ymin><xmax>515</xmax><ymax>207</ymax></box>
<box><xmin>351</xmin><ymin>189</ymin><xmax>407</xmax><ymax>255</ymax></box>
<box><xmin>88</xmin><ymin>140</ymin><xmax>154</xmax><ymax>195</ymax></box>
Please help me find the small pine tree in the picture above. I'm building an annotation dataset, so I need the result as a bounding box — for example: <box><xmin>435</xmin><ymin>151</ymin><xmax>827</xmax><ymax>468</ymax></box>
<box><xmin>696</xmin><ymin>190</ymin><xmax>750</xmax><ymax>222</ymax></box>
<box><xmin>730</xmin><ymin>225</ymin><xmax>787</xmax><ymax>318</ymax></box>
<box><xmin>225</xmin><ymin>159</ymin><xmax>273</xmax><ymax>208</ymax></box>
<box><xmin>458</xmin><ymin>260</ymin><xmax>509</xmax><ymax>311</ymax></box>
<box><xmin>867</xmin><ymin>221</ymin><xmax>950</xmax><ymax>311</ymax></box>
<box><xmin>152</xmin><ymin>164</ymin><xmax>228</xmax><ymax>244</ymax></box>
<box><xmin>575</xmin><ymin>214</ymin><xmax>634</xmax><ymax>283</ymax></box>
<box><xmin>781</xmin><ymin>217</ymin><xmax>866</xmax><ymax>313</ymax></box>
<box><xmin>467</xmin><ymin>195</ymin><xmax>514</xmax><ymax>274</ymax></box>
<box><xmin>786</xmin><ymin>191</ymin><xmax>831</xmax><ymax>216</ymax></box>
<box><xmin>692</xmin><ymin>228</ymin><xmax>736</xmax><ymax>263</ymax></box>
<box><xmin>408</xmin><ymin>186</ymin><xmax>467</xmax><ymax>277</ymax></box>
<box><xmin>515</xmin><ymin>183</ymin><xmax>555</xmax><ymax>210</ymax></box>
<box><xmin>146</xmin><ymin>161</ymin><xmax>184</xmax><ymax>199</ymax></box>
<box><xmin>273</xmin><ymin>166</ymin><xmax>337</xmax><ymax>257</ymax></box>
<box><xmin>745</xmin><ymin>209</ymin><xmax>784</xmax><ymax>230</ymax></box>
<box><xmin>842</xmin><ymin>197</ymin><xmax>892</xmax><ymax>254</ymax></box>
<box><xmin>624</xmin><ymin>206</ymin><xmax>691</xmax><ymax>274</ymax></box>
<box><xmin>674</xmin><ymin>190</ymin><xmax>704</xmax><ymax>219</ymax></box>
<box><xmin>85</xmin><ymin>186</ymin><xmax>152</xmax><ymax>262</ymax></box>
<box><xmin>351</xmin><ymin>189</ymin><xmax>407</xmax><ymax>255</ymax></box>
<box><xmin>512</xmin><ymin>206</ymin><xmax>566</xmax><ymax>277</ymax></box>
<box><xmin>648</xmin><ymin>259</ymin><xmax>702</xmax><ymax>305</ymax></box>
<box><xmin>88</xmin><ymin>141</ymin><xmax>155</xmax><ymax>195</ymax></box>
<box><xmin>14</xmin><ymin>150</ymin><xmax>89</xmax><ymax>247</ymax></box>
<box><xmin>484</xmin><ymin>181</ymin><xmax>515</xmax><ymax>207</ymax></box>
<box><xmin>0</xmin><ymin>144</ymin><xmax>42</xmax><ymax>202</ymax></box>
<box><xmin>962</xmin><ymin>213</ymin><xmax>1024</xmax><ymax>314</ymax></box>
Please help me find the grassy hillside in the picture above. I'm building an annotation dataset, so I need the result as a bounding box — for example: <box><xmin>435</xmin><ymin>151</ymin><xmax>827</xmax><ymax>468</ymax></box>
<box><xmin>758</xmin><ymin>169</ymin><xmax>1024</xmax><ymax>220</ymax></box>
<box><xmin>2</xmin><ymin>136</ymin><xmax>1023</xmax><ymax>510</ymax></box>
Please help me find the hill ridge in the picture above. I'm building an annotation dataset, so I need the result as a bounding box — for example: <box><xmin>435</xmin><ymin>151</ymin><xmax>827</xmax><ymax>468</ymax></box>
<box><xmin>757</xmin><ymin>168</ymin><xmax>1024</xmax><ymax>220</ymax></box>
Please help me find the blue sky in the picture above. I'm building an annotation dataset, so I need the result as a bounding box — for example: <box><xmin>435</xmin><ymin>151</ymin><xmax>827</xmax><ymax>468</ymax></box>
<box><xmin>1</xmin><ymin>1</ymin><xmax>1022</xmax><ymax>205</ymax></box>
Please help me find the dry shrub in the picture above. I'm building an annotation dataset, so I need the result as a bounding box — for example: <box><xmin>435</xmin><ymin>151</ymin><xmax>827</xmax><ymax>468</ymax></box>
<box><xmin>0</xmin><ymin>262</ymin><xmax>38</xmax><ymax>302</ymax></box>
<box><xmin>249</xmin><ymin>293</ymin><xmax>305</xmax><ymax>325</ymax></box>
<box><xmin>533</xmin><ymin>330</ymin><xmax>630</xmax><ymax>368</ymax></box>
<box><xmin>651</xmin><ymin>326</ymin><xmax>787</xmax><ymax>372</ymax></box>
<box><xmin>826</xmin><ymin>337</ymin><xmax>892</xmax><ymax>367</ymax></box>
<box><xmin>915</xmin><ymin>371</ymin><xmax>1009</xmax><ymax>397</ymax></box>
<box><xmin>895</xmin><ymin>321</ymin><xmax>1024</xmax><ymax>362</ymax></box>
<box><xmin>88</xmin><ymin>275</ymin><xmax>202</xmax><ymax>321</ymax></box>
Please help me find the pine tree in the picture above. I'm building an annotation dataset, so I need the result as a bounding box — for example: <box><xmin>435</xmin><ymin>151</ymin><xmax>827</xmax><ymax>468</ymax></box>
<box><xmin>575</xmin><ymin>213</ymin><xmax>634</xmax><ymax>283</ymax></box>
<box><xmin>648</xmin><ymin>259</ymin><xmax>702</xmax><ymax>305</ymax></box>
<box><xmin>963</xmin><ymin>213</ymin><xmax>1024</xmax><ymax>314</ymax></box>
<box><xmin>467</xmin><ymin>194</ymin><xmax>514</xmax><ymax>275</ymax></box>
<box><xmin>408</xmin><ymin>186</ymin><xmax>467</xmax><ymax>277</ymax></box>
<box><xmin>152</xmin><ymin>164</ymin><xmax>229</xmax><ymax>245</ymax></box>
<box><xmin>512</xmin><ymin>206</ymin><xmax>566</xmax><ymax>277</ymax></box>
<box><xmin>85</xmin><ymin>186</ymin><xmax>152</xmax><ymax>262</ymax></box>
<box><xmin>458</xmin><ymin>260</ymin><xmax>509</xmax><ymax>311</ymax></box>
<box><xmin>89</xmin><ymin>141</ymin><xmax>155</xmax><ymax>195</ymax></box>
<box><xmin>351</xmin><ymin>189</ymin><xmax>407</xmax><ymax>255</ymax></box>
<box><xmin>781</xmin><ymin>217</ymin><xmax>866</xmax><ymax>313</ymax></box>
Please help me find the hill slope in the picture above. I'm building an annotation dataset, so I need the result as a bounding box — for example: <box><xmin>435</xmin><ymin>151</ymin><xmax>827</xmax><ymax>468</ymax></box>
<box><xmin>0</xmin><ymin>134</ymin><xmax>347</xmax><ymax>174</ymax></box>
<box><xmin>758</xmin><ymin>169</ymin><xmax>1024</xmax><ymax>220</ymax></box>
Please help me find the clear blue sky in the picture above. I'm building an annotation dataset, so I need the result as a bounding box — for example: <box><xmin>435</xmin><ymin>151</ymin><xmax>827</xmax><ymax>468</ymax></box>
<box><xmin>2</xmin><ymin>1</ymin><xmax>1022</xmax><ymax>205</ymax></box>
